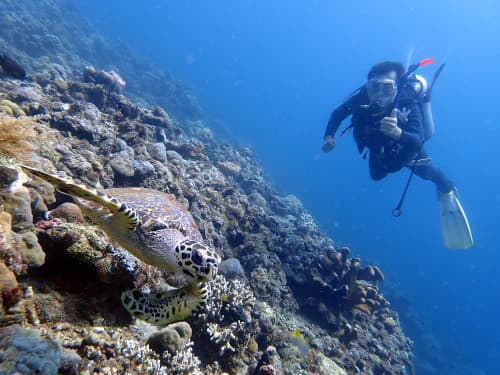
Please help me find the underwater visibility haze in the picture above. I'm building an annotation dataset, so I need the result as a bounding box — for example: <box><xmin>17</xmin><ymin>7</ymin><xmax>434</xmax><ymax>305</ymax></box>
<box><xmin>0</xmin><ymin>0</ymin><xmax>498</xmax><ymax>373</ymax></box>
<box><xmin>77</xmin><ymin>1</ymin><xmax>500</xmax><ymax>373</ymax></box>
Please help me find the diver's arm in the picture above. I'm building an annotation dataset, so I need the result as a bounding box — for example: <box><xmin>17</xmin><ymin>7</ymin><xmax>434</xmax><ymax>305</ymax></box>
<box><xmin>322</xmin><ymin>99</ymin><xmax>352</xmax><ymax>152</ymax></box>
<box><xmin>323</xmin><ymin>90</ymin><xmax>366</xmax><ymax>152</ymax></box>
<box><xmin>324</xmin><ymin>96</ymin><xmax>356</xmax><ymax>139</ymax></box>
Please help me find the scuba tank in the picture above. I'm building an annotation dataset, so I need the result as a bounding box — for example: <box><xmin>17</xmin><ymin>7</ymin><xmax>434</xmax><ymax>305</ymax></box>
<box><xmin>398</xmin><ymin>61</ymin><xmax>445</xmax><ymax>141</ymax></box>
<box><xmin>405</xmin><ymin>74</ymin><xmax>434</xmax><ymax>140</ymax></box>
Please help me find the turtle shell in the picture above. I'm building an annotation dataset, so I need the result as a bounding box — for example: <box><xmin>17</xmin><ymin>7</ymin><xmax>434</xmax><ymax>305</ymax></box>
<box><xmin>104</xmin><ymin>187</ymin><xmax>203</xmax><ymax>242</ymax></box>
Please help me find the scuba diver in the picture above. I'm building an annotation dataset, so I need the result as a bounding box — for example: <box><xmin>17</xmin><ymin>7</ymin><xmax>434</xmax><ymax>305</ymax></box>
<box><xmin>322</xmin><ymin>60</ymin><xmax>473</xmax><ymax>249</ymax></box>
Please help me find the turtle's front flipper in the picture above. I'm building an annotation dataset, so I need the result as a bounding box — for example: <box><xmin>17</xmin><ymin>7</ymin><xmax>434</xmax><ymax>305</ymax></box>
<box><xmin>121</xmin><ymin>283</ymin><xmax>208</xmax><ymax>325</ymax></box>
<box><xmin>21</xmin><ymin>165</ymin><xmax>139</xmax><ymax>231</ymax></box>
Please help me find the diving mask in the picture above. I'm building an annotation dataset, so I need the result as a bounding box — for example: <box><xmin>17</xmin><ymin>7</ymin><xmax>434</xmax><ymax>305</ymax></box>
<box><xmin>366</xmin><ymin>78</ymin><xmax>397</xmax><ymax>107</ymax></box>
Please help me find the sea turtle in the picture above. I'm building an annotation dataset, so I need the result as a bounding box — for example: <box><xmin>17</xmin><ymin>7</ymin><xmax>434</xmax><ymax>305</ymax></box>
<box><xmin>21</xmin><ymin>165</ymin><xmax>221</xmax><ymax>325</ymax></box>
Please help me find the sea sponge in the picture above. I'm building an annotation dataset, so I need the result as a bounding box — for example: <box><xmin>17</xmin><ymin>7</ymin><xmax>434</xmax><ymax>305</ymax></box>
<box><xmin>0</xmin><ymin>115</ymin><xmax>36</xmax><ymax>162</ymax></box>
<box><xmin>0</xmin><ymin>261</ymin><xmax>19</xmax><ymax>308</ymax></box>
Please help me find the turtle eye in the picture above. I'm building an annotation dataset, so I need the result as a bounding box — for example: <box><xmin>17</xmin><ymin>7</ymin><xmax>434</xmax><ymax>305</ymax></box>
<box><xmin>191</xmin><ymin>250</ymin><xmax>204</xmax><ymax>265</ymax></box>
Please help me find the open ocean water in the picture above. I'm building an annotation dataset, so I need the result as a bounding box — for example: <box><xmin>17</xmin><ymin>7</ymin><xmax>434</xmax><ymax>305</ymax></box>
<box><xmin>75</xmin><ymin>1</ymin><xmax>500</xmax><ymax>373</ymax></box>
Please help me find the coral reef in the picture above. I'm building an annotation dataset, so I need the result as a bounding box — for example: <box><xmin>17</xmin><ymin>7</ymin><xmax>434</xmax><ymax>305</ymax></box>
<box><xmin>0</xmin><ymin>115</ymin><xmax>36</xmax><ymax>161</ymax></box>
<box><xmin>0</xmin><ymin>0</ymin><xmax>202</xmax><ymax>121</ymax></box>
<box><xmin>0</xmin><ymin>74</ymin><xmax>413</xmax><ymax>373</ymax></box>
<box><xmin>0</xmin><ymin>100</ymin><xmax>26</xmax><ymax>117</ymax></box>
<box><xmin>147</xmin><ymin>321</ymin><xmax>193</xmax><ymax>355</ymax></box>
<box><xmin>0</xmin><ymin>325</ymin><xmax>61</xmax><ymax>375</ymax></box>
<box><xmin>0</xmin><ymin>1</ymin><xmax>418</xmax><ymax>373</ymax></box>
<box><xmin>83</xmin><ymin>66</ymin><xmax>126</xmax><ymax>93</ymax></box>
<box><xmin>47</xmin><ymin>202</ymin><xmax>85</xmax><ymax>224</ymax></box>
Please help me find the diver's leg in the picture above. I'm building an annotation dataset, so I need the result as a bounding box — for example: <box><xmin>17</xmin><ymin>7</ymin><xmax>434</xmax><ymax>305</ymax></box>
<box><xmin>384</xmin><ymin>144</ymin><xmax>413</xmax><ymax>174</ymax></box>
<box><xmin>369</xmin><ymin>151</ymin><xmax>388</xmax><ymax>180</ymax></box>
<box><xmin>413</xmin><ymin>151</ymin><xmax>473</xmax><ymax>249</ymax></box>
<box><xmin>410</xmin><ymin>150</ymin><xmax>454</xmax><ymax>193</ymax></box>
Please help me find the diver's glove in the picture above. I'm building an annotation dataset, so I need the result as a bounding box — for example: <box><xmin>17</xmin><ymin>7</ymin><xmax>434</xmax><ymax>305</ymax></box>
<box><xmin>322</xmin><ymin>135</ymin><xmax>336</xmax><ymax>153</ymax></box>
<box><xmin>380</xmin><ymin>109</ymin><xmax>402</xmax><ymax>140</ymax></box>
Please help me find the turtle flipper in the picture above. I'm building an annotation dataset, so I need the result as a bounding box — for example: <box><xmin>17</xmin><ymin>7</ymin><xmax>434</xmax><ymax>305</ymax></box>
<box><xmin>121</xmin><ymin>283</ymin><xmax>208</xmax><ymax>325</ymax></box>
<box><xmin>21</xmin><ymin>165</ymin><xmax>139</xmax><ymax>231</ymax></box>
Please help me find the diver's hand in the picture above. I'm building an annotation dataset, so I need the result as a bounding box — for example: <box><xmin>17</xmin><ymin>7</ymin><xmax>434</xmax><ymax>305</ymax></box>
<box><xmin>322</xmin><ymin>135</ymin><xmax>336</xmax><ymax>153</ymax></box>
<box><xmin>380</xmin><ymin>109</ymin><xmax>402</xmax><ymax>140</ymax></box>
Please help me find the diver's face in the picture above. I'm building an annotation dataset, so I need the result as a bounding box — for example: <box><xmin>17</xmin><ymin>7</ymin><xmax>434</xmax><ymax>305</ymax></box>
<box><xmin>366</xmin><ymin>71</ymin><xmax>397</xmax><ymax>107</ymax></box>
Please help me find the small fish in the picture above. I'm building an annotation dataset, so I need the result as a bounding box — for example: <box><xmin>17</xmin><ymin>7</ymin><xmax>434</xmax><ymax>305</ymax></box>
<box><xmin>0</xmin><ymin>53</ymin><xmax>26</xmax><ymax>79</ymax></box>
<box><xmin>290</xmin><ymin>329</ymin><xmax>310</xmax><ymax>356</ymax></box>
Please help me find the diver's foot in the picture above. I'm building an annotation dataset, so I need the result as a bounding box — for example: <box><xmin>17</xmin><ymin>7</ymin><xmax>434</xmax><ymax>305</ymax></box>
<box><xmin>437</xmin><ymin>182</ymin><xmax>457</xmax><ymax>199</ymax></box>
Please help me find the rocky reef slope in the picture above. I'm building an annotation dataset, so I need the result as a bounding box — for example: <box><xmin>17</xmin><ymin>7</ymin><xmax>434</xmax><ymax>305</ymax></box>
<box><xmin>0</xmin><ymin>0</ymin><xmax>202</xmax><ymax>122</ymax></box>
<box><xmin>0</xmin><ymin>1</ymin><xmax>413</xmax><ymax>374</ymax></box>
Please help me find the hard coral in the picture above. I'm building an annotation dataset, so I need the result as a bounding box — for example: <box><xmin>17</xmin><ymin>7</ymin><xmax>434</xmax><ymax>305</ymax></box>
<box><xmin>257</xmin><ymin>364</ymin><xmax>276</xmax><ymax>375</ymax></box>
<box><xmin>0</xmin><ymin>115</ymin><xmax>36</xmax><ymax>162</ymax></box>
<box><xmin>203</xmin><ymin>274</ymin><xmax>255</xmax><ymax>323</ymax></box>
<box><xmin>0</xmin><ymin>261</ymin><xmax>19</xmax><ymax>308</ymax></box>
<box><xmin>0</xmin><ymin>100</ymin><xmax>26</xmax><ymax>117</ymax></box>
<box><xmin>207</xmin><ymin>321</ymin><xmax>239</xmax><ymax>356</ymax></box>
<box><xmin>217</xmin><ymin>161</ymin><xmax>241</xmax><ymax>176</ymax></box>
<box><xmin>83</xmin><ymin>66</ymin><xmax>126</xmax><ymax>93</ymax></box>
<box><xmin>0</xmin><ymin>326</ymin><xmax>62</xmax><ymax>374</ymax></box>
<box><xmin>48</xmin><ymin>202</ymin><xmax>85</xmax><ymax>224</ymax></box>
<box><xmin>147</xmin><ymin>321</ymin><xmax>192</xmax><ymax>355</ymax></box>
<box><xmin>162</xmin><ymin>344</ymin><xmax>202</xmax><ymax>374</ymax></box>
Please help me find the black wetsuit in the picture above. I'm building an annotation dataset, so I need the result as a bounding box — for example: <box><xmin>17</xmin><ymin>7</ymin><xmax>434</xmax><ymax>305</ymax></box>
<box><xmin>324</xmin><ymin>87</ymin><xmax>454</xmax><ymax>193</ymax></box>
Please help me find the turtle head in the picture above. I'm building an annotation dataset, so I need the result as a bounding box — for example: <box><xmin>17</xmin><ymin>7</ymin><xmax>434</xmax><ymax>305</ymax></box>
<box><xmin>174</xmin><ymin>239</ymin><xmax>221</xmax><ymax>283</ymax></box>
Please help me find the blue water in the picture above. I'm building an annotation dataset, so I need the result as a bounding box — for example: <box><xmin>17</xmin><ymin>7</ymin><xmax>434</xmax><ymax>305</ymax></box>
<box><xmin>75</xmin><ymin>1</ymin><xmax>500</xmax><ymax>373</ymax></box>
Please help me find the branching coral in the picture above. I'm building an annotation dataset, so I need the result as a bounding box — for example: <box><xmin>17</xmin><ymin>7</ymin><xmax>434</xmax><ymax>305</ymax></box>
<box><xmin>206</xmin><ymin>321</ymin><xmax>244</xmax><ymax>356</ymax></box>
<box><xmin>162</xmin><ymin>343</ymin><xmax>202</xmax><ymax>375</ymax></box>
<box><xmin>195</xmin><ymin>275</ymin><xmax>256</xmax><ymax>358</ymax></box>
<box><xmin>115</xmin><ymin>339</ymin><xmax>166</xmax><ymax>374</ymax></box>
<box><xmin>116</xmin><ymin>338</ymin><xmax>202</xmax><ymax>374</ymax></box>
<box><xmin>202</xmin><ymin>274</ymin><xmax>255</xmax><ymax>322</ymax></box>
